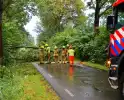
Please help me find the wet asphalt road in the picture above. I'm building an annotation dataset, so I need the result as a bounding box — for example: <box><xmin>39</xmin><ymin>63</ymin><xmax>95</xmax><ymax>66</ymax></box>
<box><xmin>33</xmin><ymin>63</ymin><xmax>124</xmax><ymax>100</ymax></box>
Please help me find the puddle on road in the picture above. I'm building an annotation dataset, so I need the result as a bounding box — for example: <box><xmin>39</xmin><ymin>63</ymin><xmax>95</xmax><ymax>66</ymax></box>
<box><xmin>39</xmin><ymin>63</ymin><xmax>124</xmax><ymax>100</ymax></box>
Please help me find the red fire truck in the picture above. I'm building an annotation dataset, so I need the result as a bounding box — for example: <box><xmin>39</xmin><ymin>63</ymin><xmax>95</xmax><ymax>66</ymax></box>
<box><xmin>107</xmin><ymin>0</ymin><xmax>124</xmax><ymax>96</ymax></box>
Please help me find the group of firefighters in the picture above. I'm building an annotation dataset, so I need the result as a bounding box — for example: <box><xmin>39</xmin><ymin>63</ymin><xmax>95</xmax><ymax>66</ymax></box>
<box><xmin>39</xmin><ymin>44</ymin><xmax>75</xmax><ymax>65</ymax></box>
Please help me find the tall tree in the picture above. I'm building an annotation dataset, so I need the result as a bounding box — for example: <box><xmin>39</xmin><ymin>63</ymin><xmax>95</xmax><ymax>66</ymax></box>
<box><xmin>0</xmin><ymin>0</ymin><xmax>3</xmax><ymax>65</ymax></box>
<box><xmin>35</xmin><ymin>0</ymin><xmax>86</xmax><ymax>35</ymax></box>
<box><xmin>87</xmin><ymin>0</ymin><xmax>115</xmax><ymax>33</ymax></box>
<box><xmin>2</xmin><ymin>0</ymin><xmax>37</xmax><ymax>64</ymax></box>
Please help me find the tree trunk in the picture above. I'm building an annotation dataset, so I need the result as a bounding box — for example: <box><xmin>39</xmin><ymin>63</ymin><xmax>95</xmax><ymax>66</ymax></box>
<box><xmin>0</xmin><ymin>0</ymin><xmax>3</xmax><ymax>65</ymax></box>
<box><xmin>94</xmin><ymin>0</ymin><xmax>100</xmax><ymax>34</ymax></box>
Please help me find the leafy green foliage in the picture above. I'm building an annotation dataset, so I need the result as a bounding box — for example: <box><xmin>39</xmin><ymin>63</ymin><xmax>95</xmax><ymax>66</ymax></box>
<box><xmin>48</xmin><ymin>27</ymin><xmax>93</xmax><ymax>58</ymax></box>
<box><xmin>2</xmin><ymin>0</ymin><xmax>112</xmax><ymax>65</ymax></box>
<box><xmin>2</xmin><ymin>0</ymin><xmax>37</xmax><ymax>64</ymax></box>
<box><xmin>35</xmin><ymin>0</ymin><xmax>86</xmax><ymax>37</ymax></box>
<box><xmin>35</xmin><ymin>0</ymin><xmax>112</xmax><ymax>65</ymax></box>
<box><xmin>0</xmin><ymin>66</ymin><xmax>23</xmax><ymax>100</ymax></box>
<box><xmin>47</xmin><ymin>26</ymin><xmax>109</xmax><ymax>64</ymax></box>
<box><xmin>81</xmin><ymin>27</ymin><xmax>109</xmax><ymax>63</ymax></box>
<box><xmin>16</xmin><ymin>48</ymin><xmax>39</xmax><ymax>62</ymax></box>
<box><xmin>0</xmin><ymin>63</ymin><xmax>60</xmax><ymax>100</ymax></box>
<box><xmin>2</xmin><ymin>21</ymin><xmax>36</xmax><ymax>64</ymax></box>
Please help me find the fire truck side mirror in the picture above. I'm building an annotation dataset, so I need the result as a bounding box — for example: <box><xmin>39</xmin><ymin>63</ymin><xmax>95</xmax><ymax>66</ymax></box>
<box><xmin>107</xmin><ymin>15</ymin><xmax>115</xmax><ymax>31</ymax></box>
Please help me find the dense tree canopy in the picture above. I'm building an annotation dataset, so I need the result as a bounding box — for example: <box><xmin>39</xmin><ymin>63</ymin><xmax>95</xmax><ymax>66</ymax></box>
<box><xmin>1</xmin><ymin>0</ymin><xmax>117</xmax><ymax>64</ymax></box>
<box><xmin>2</xmin><ymin>0</ymin><xmax>37</xmax><ymax>64</ymax></box>
<box><xmin>87</xmin><ymin>0</ymin><xmax>115</xmax><ymax>33</ymax></box>
<box><xmin>36</xmin><ymin>0</ymin><xmax>113</xmax><ymax>64</ymax></box>
<box><xmin>35</xmin><ymin>0</ymin><xmax>86</xmax><ymax>34</ymax></box>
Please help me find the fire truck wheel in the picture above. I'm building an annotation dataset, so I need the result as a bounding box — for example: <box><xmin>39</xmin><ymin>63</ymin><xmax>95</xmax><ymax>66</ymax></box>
<box><xmin>119</xmin><ymin>72</ymin><xmax>124</xmax><ymax>97</ymax></box>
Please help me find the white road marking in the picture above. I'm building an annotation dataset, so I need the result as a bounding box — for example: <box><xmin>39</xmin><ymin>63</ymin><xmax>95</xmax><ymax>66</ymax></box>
<box><xmin>48</xmin><ymin>74</ymin><xmax>53</xmax><ymax>78</ymax></box>
<box><xmin>64</xmin><ymin>89</ymin><xmax>74</xmax><ymax>97</ymax></box>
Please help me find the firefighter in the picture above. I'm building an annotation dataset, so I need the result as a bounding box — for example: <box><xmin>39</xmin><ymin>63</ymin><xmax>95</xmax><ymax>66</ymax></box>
<box><xmin>39</xmin><ymin>46</ymin><xmax>44</xmax><ymax>64</ymax></box>
<box><xmin>66</xmin><ymin>44</ymin><xmax>70</xmax><ymax>63</ymax></box>
<box><xmin>61</xmin><ymin>46</ymin><xmax>66</xmax><ymax>64</ymax></box>
<box><xmin>44</xmin><ymin>44</ymin><xmax>48</xmax><ymax>62</ymax></box>
<box><xmin>44</xmin><ymin>44</ymin><xmax>51</xmax><ymax>63</ymax></box>
<box><xmin>53</xmin><ymin>46</ymin><xmax>59</xmax><ymax>63</ymax></box>
<box><xmin>68</xmin><ymin>45</ymin><xmax>75</xmax><ymax>65</ymax></box>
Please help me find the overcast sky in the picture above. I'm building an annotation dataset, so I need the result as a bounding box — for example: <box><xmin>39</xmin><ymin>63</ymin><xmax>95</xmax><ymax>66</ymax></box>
<box><xmin>24</xmin><ymin>16</ymin><xmax>40</xmax><ymax>38</ymax></box>
<box><xmin>24</xmin><ymin>16</ymin><xmax>40</xmax><ymax>44</ymax></box>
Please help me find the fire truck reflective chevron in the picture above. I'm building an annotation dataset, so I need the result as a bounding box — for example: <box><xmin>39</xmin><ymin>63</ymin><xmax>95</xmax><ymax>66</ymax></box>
<box><xmin>110</xmin><ymin>27</ymin><xmax>124</xmax><ymax>56</ymax></box>
<box><xmin>113</xmin><ymin>0</ymin><xmax>124</xmax><ymax>7</ymax></box>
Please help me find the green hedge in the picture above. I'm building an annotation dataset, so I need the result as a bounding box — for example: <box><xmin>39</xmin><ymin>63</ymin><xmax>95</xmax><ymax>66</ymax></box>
<box><xmin>48</xmin><ymin>27</ymin><xmax>109</xmax><ymax>64</ymax></box>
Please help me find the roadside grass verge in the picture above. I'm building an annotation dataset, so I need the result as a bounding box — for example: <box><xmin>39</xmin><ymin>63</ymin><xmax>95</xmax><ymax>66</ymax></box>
<box><xmin>0</xmin><ymin>63</ymin><xmax>60</xmax><ymax>100</ymax></box>
<box><xmin>82</xmin><ymin>61</ymin><xmax>109</xmax><ymax>71</ymax></box>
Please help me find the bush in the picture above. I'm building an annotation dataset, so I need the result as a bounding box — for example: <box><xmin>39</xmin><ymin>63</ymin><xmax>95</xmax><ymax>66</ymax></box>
<box><xmin>81</xmin><ymin>27</ymin><xmax>109</xmax><ymax>64</ymax></box>
<box><xmin>16</xmin><ymin>48</ymin><xmax>39</xmax><ymax>62</ymax></box>
<box><xmin>0</xmin><ymin>65</ymin><xmax>23</xmax><ymax>100</ymax></box>
<box><xmin>47</xmin><ymin>26</ymin><xmax>109</xmax><ymax>64</ymax></box>
<box><xmin>48</xmin><ymin>27</ymin><xmax>94</xmax><ymax>59</ymax></box>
